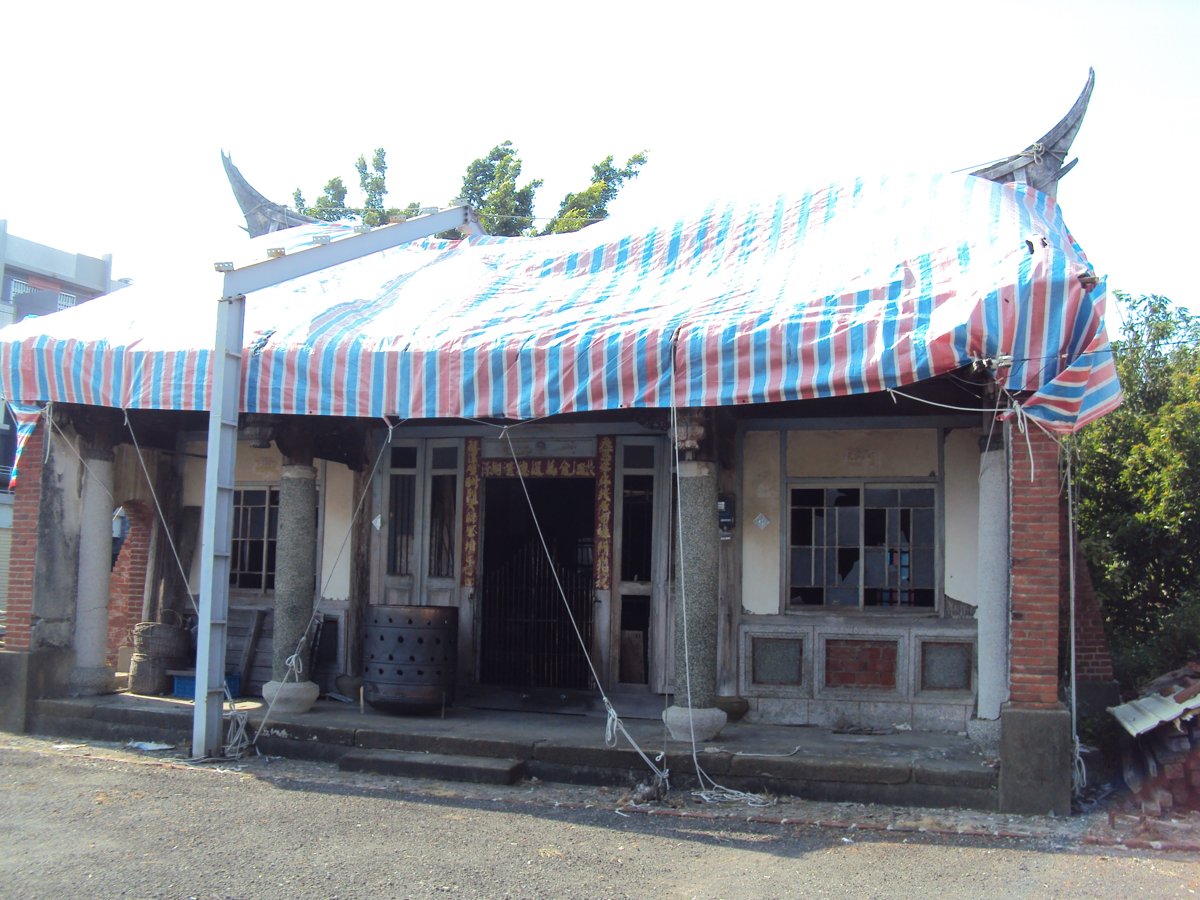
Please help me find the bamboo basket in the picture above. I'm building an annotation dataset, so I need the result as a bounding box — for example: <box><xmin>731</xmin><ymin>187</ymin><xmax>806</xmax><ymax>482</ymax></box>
<box><xmin>131</xmin><ymin>615</ymin><xmax>191</xmax><ymax>660</ymax></box>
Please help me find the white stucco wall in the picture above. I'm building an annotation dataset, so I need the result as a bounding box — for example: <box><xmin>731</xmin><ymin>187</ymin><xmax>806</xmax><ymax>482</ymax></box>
<box><xmin>181</xmin><ymin>442</ymin><xmax>355</xmax><ymax>598</ymax></box>
<box><xmin>235</xmin><ymin>445</ymin><xmax>284</xmax><ymax>483</ymax></box>
<box><xmin>319</xmin><ymin>461</ymin><xmax>353</xmax><ymax>600</ymax></box>
<box><xmin>786</xmin><ymin>429</ymin><xmax>938</xmax><ymax>478</ymax></box>
<box><xmin>976</xmin><ymin>434</ymin><xmax>1011</xmax><ymax>719</ymax></box>
<box><xmin>943</xmin><ymin>428</ymin><xmax>981</xmax><ymax>605</ymax></box>
<box><xmin>182</xmin><ymin>441</ymin><xmax>282</xmax><ymax>504</ymax></box>
<box><xmin>741</xmin><ymin>430</ymin><xmax>781</xmax><ymax>614</ymax></box>
<box><xmin>182</xmin><ymin>440</ymin><xmax>206</xmax><ymax>507</ymax></box>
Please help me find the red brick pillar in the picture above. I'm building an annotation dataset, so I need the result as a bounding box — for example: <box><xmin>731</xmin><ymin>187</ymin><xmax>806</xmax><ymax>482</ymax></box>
<box><xmin>1000</xmin><ymin>425</ymin><xmax>1072</xmax><ymax>815</ymax></box>
<box><xmin>1008</xmin><ymin>428</ymin><xmax>1062</xmax><ymax>708</ymax></box>
<box><xmin>5</xmin><ymin>418</ymin><xmax>45</xmax><ymax>652</ymax></box>
<box><xmin>107</xmin><ymin>501</ymin><xmax>154</xmax><ymax>664</ymax></box>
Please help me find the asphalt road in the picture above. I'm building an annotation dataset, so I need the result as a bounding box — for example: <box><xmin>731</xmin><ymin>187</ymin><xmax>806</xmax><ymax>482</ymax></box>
<box><xmin>2</xmin><ymin>736</ymin><xmax>1198</xmax><ymax>899</ymax></box>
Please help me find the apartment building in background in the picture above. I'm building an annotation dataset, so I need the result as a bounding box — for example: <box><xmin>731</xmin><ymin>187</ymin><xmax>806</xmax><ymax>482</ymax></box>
<box><xmin>0</xmin><ymin>220</ymin><xmax>123</xmax><ymax>621</ymax></box>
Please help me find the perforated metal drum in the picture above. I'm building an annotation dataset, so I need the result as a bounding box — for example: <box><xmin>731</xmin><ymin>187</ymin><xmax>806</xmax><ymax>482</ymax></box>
<box><xmin>362</xmin><ymin>605</ymin><xmax>457</xmax><ymax>714</ymax></box>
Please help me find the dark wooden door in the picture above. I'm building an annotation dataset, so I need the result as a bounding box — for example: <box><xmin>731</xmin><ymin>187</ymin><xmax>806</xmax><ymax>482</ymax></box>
<box><xmin>478</xmin><ymin>477</ymin><xmax>595</xmax><ymax>690</ymax></box>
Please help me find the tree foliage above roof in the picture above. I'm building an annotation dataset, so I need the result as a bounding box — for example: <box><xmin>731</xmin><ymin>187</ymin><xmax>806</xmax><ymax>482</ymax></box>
<box><xmin>1072</xmin><ymin>292</ymin><xmax>1200</xmax><ymax>688</ymax></box>
<box><xmin>291</xmin><ymin>143</ymin><xmax>647</xmax><ymax>237</ymax></box>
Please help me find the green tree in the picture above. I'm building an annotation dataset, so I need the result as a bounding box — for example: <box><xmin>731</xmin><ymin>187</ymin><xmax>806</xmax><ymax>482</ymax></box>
<box><xmin>543</xmin><ymin>152</ymin><xmax>647</xmax><ymax>235</ymax></box>
<box><xmin>460</xmin><ymin>141</ymin><xmax>543</xmax><ymax>236</ymax></box>
<box><xmin>293</xmin><ymin>142</ymin><xmax>648</xmax><ymax>237</ymax></box>
<box><xmin>295</xmin><ymin>176</ymin><xmax>353</xmax><ymax>222</ymax></box>
<box><xmin>356</xmin><ymin>148</ymin><xmax>389</xmax><ymax>226</ymax></box>
<box><xmin>1072</xmin><ymin>292</ymin><xmax>1200</xmax><ymax>687</ymax></box>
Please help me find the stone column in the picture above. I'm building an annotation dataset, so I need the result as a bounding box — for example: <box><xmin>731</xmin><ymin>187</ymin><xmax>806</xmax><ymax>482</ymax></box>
<box><xmin>262</xmin><ymin>463</ymin><xmax>320</xmax><ymax>713</ymax></box>
<box><xmin>69</xmin><ymin>447</ymin><xmax>117</xmax><ymax>696</ymax></box>
<box><xmin>663</xmin><ymin>457</ymin><xmax>727</xmax><ymax>742</ymax></box>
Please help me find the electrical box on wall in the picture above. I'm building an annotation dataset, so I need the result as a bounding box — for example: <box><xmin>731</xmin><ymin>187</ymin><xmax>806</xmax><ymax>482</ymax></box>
<box><xmin>717</xmin><ymin>493</ymin><xmax>735</xmax><ymax>540</ymax></box>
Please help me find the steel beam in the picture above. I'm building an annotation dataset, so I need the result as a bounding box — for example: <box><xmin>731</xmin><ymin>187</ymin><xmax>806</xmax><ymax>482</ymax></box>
<box><xmin>193</xmin><ymin>291</ymin><xmax>243</xmax><ymax>757</ymax></box>
<box><xmin>222</xmin><ymin>207</ymin><xmax>480</xmax><ymax>296</ymax></box>
<box><xmin>192</xmin><ymin>207</ymin><xmax>481</xmax><ymax>757</ymax></box>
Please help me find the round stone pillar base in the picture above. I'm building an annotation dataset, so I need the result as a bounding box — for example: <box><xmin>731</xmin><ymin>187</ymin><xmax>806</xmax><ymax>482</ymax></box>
<box><xmin>263</xmin><ymin>680</ymin><xmax>320</xmax><ymax>714</ymax></box>
<box><xmin>69</xmin><ymin>666</ymin><xmax>117</xmax><ymax>696</ymax></box>
<box><xmin>663</xmin><ymin>704</ymin><xmax>727</xmax><ymax>742</ymax></box>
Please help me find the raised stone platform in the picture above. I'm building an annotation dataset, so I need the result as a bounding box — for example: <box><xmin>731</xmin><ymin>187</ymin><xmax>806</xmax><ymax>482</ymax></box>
<box><xmin>20</xmin><ymin>694</ymin><xmax>999</xmax><ymax>811</ymax></box>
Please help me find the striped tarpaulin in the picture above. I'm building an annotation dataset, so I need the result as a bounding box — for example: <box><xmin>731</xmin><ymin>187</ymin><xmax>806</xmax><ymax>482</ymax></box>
<box><xmin>0</xmin><ymin>173</ymin><xmax>1120</xmax><ymax>433</ymax></box>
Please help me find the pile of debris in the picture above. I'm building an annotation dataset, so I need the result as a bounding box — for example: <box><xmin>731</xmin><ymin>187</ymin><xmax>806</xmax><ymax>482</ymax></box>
<box><xmin>1109</xmin><ymin>662</ymin><xmax>1200</xmax><ymax>817</ymax></box>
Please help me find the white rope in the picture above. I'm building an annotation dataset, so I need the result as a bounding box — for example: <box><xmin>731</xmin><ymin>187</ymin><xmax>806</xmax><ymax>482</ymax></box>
<box><xmin>1065</xmin><ymin>449</ymin><xmax>1088</xmax><ymax>797</ymax></box>
<box><xmin>884</xmin><ymin>387</ymin><xmax>991</xmax><ymax>415</ymax></box>
<box><xmin>120</xmin><ymin>411</ymin><xmax>248</xmax><ymax>757</ymax></box>
<box><xmin>44</xmin><ymin>408</ymin><xmax>116</xmax><ymax>505</ymax></box>
<box><xmin>121</xmin><ymin>411</ymin><xmax>199</xmax><ymax>616</ymax></box>
<box><xmin>986</xmin><ymin>395</ymin><xmax>1088</xmax><ymax>795</ymax></box>
<box><xmin>500</xmin><ymin>427</ymin><xmax>670</xmax><ymax>790</ymax></box>
<box><xmin>433</xmin><ymin>411</ymin><xmax>673</xmax><ymax>789</ymax></box>
<box><xmin>251</xmin><ymin>417</ymin><xmax>400</xmax><ymax>748</ymax></box>
<box><xmin>668</xmin><ymin>402</ymin><xmax>772</xmax><ymax>808</ymax></box>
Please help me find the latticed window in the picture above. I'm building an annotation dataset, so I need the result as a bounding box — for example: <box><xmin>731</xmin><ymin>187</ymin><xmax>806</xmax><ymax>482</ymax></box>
<box><xmin>387</xmin><ymin>447</ymin><xmax>417</xmax><ymax>576</ymax></box>
<box><xmin>56</xmin><ymin>292</ymin><xmax>77</xmax><ymax>310</ymax></box>
<box><xmin>427</xmin><ymin>445</ymin><xmax>458</xmax><ymax>579</ymax></box>
<box><xmin>230</xmin><ymin>487</ymin><xmax>279</xmax><ymax>591</ymax></box>
<box><xmin>788</xmin><ymin>484</ymin><xmax>936</xmax><ymax>609</ymax></box>
<box><xmin>386</xmin><ymin>443</ymin><xmax>459</xmax><ymax>580</ymax></box>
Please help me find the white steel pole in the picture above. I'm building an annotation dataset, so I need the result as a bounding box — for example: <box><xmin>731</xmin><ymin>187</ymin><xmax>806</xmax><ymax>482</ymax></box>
<box><xmin>191</xmin><ymin>207</ymin><xmax>479</xmax><ymax>756</ymax></box>
<box><xmin>193</xmin><ymin>288</ymin><xmax>243</xmax><ymax>758</ymax></box>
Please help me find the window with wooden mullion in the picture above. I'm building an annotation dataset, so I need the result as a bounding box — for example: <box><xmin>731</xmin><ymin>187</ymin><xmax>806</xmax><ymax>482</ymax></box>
<box><xmin>788</xmin><ymin>484</ymin><xmax>936</xmax><ymax>609</ymax></box>
<box><xmin>230</xmin><ymin>487</ymin><xmax>280</xmax><ymax>592</ymax></box>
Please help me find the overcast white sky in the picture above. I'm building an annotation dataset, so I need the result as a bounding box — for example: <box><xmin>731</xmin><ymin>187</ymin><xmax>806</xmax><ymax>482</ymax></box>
<box><xmin>3</xmin><ymin>1</ymin><xmax>1197</xmax><ymax>323</ymax></box>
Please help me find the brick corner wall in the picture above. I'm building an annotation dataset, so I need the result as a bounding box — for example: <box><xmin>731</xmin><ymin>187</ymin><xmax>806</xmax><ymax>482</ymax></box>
<box><xmin>1058</xmin><ymin>508</ymin><xmax>1116</xmax><ymax>682</ymax></box>
<box><xmin>4</xmin><ymin>418</ymin><xmax>45</xmax><ymax>653</ymax></box>
<box><xmin>107</xmin><ymin>501</ymin><xmax>153</xmax><ymax>663</ymax></box>
<box><xmin>1008</xmin><ymin>428</ymin><xmax>1062</xmax><ymax>708</ymax></box>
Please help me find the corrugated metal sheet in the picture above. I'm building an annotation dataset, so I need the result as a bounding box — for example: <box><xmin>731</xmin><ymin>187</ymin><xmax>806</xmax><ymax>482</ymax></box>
<box><xmin>0</xmin><ymin>174</ymin><xmax>1120</xmax><ymax>432</ymax></box>
<box><xmin>1110</xmin><ymin>665</ymin><xmax>1200</xmax><ymax>737</ymax></box>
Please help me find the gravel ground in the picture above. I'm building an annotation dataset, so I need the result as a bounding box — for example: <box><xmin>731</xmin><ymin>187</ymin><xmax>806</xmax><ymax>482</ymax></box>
<box><xmin>2</xmin><ymin>733</ymin><xmax>1199</xmax><ymax>899</ymax></box>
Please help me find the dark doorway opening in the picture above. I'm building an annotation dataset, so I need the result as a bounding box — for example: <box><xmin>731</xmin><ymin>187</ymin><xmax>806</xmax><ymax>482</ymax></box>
<box><xmin>479</xmin><ymin>477</ymin><xmax>596</xmax><ymax>690</ymax></box>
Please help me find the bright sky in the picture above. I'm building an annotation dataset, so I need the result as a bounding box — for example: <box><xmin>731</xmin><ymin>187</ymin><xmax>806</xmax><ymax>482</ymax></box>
<box><xmin>4</xmin><ymin>1</ymin><xmax>1198</xmax><ymax>325</ymax></box>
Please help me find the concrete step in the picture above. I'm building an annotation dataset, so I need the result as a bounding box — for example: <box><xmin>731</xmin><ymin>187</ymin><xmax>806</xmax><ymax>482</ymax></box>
<box><xmin>338</xmin><ymin>748</ymin><xmax>526</xmax><ymax>785</ymax></box>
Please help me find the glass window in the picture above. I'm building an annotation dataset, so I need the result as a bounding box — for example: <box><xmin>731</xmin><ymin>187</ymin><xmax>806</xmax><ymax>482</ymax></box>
<box><xmin>427</xmin><ymin>472</ymin><xmax>457</xmax><ymax>578</ymax></box>
<box><xmin>620</xmin><ymin>474</ymin><xmax>654</xmax><ymax>582</ymax></box>
<box><xmin>231</xmin><ymin>486</ymin><xmax>280</xmax><ymax>591</ymax></box>
<box><xmin>386</xmin><ymin>441</ymin><xmax>460</xmax><ymax>580</ymax></box>
<box><xmin>391</xmin><ymin>446</ymin><xmax>417</xmax><ymax>469</ymax></box>
<box><xmin>622</xmin><ymin>444</ymin><xmax>655</xmax><ymax>470</ymax></box>
<box><xmin>430</xmin><ymin>446</ymin><xmax>458</xmax><ymax>470</ymax></box>
<box><xmin>788</xmin><ymin>482</ymin><xmax>936</xmax><ymax>609</ymax></box>
<box><xmin>387</xmin><ymin>473</ymin><xmax>416</xmax><ymax>576</ymax></box>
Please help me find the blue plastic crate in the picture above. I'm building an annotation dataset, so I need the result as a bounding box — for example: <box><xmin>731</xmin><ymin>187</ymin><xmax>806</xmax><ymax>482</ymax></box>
<box><xmin>171</xmin><ymin>672</ymin><xmax>241</xmax><ymax>699</ymax></box>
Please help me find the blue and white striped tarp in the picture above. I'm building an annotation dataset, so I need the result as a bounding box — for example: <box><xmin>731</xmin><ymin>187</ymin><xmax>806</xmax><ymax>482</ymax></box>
<box><xmin>0</xmin><ymin>173</ymin><xmax>1121</xmax><ymax>433</ymax></box>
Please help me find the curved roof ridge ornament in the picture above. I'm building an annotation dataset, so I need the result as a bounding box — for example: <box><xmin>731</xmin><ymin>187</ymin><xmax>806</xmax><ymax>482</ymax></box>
<box><xmin>970</xmin><ymin>68</ymin><xmax>1095</xmax><ymax>198</ymax></box>
<box><xmin>221</xmin><ymin>150</ymin><xmax>322</xmax><ymax>238</ymax></box>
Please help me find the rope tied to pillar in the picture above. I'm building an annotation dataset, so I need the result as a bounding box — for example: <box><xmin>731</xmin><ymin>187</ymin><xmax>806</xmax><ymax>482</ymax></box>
<box><xmin>499</xmin><ymin>426</ymin><xmax>671</xmax><ymax>796</ymax></box>
<box><xmin>250</xmin><ymin>416</ymin><xmax>404</xmax><ymax>749</ymax></box>
<box><xmin>120</xmin><ymin>409</ymin><xmax>250</xmax><ymax>759</ymax></box>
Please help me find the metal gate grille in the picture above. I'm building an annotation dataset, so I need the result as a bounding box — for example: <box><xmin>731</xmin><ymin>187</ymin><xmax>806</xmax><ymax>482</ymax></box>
<box><xmin>479</xmin><ymin>540</ymin><xmax>594</xmax><ymax>690</ymax></box>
